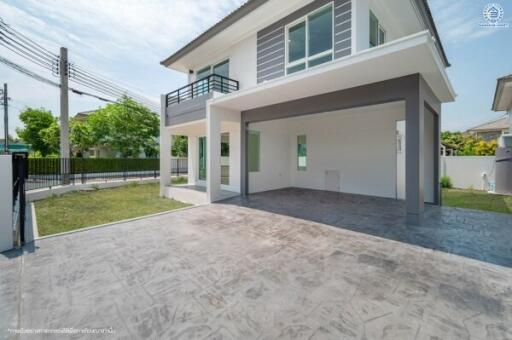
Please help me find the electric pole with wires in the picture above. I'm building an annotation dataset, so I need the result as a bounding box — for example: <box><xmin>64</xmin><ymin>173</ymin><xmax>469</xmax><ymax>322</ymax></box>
<box><xmin>1</xmin><ymin>83</ymin><xmax>9</xmax><ymax>154</ymax></box>
<box><xmin>59</xmin><ymin>47</ymin><xmax>70</xmax><ymax>184</ymax></box>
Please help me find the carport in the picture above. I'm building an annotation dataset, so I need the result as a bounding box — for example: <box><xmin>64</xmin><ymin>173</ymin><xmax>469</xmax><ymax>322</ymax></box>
<box><xmin>236</xmin><ymin>74</ymin><xmax>442</xmax><ymax>224</ymax></box>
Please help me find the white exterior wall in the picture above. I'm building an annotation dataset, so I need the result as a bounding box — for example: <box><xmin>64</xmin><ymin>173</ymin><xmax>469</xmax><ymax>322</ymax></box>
<box><xmin>190</xmin><ymin>34</ymin><xmax>257</xmax><ymax>90</ymax></box>
<box><xmin>441</xmin><ymin>156</ymin><xmax>496</xmax><ymax>190</ymax></box>
<box><xmin>229</xmin><ymin>34</ymin><xmax>257</xmax><ymax>89</ymax></box>
<box><xmin>288</xmin><ymin>106</ymin><xmax>404</xmax><ymax>198</ymax></box>
<box><xmin>249</xmin><ymin>119</ymin><xmax>292</xmax><ymax>193</ymax></box>
<box><xmin>352</xmin><ymin>0</ymin><xmax>370</xmax><ymax>53</ymax></box>
<box><xmin>0</xmin><ymin>155</ymin><xmax>13</xmax><ymax>252</ymax></box>
<box><xmin>369</xmin><ymin>0</ymin><xmax>405</xmax><ymax>43</ymax></box>
<box><xmin>249</xmin><ymin>104</ymin><xmax>405</xmax><ymax>198</ymax></box>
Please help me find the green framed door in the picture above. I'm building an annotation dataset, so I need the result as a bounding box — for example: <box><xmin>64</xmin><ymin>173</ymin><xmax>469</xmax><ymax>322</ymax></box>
<box><xmin>199</xmin><ymin>136</ymin><xmax>207</xmax><ymax>181</ymax></box>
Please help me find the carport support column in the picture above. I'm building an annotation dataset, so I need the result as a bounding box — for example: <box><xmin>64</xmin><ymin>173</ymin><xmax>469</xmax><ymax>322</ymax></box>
<box><xmin>187</xmin><ymin>135</ymin><xmax>198</xmax><ymax>185</ymax></box>
<box><xmin>241</xmin><ymin>121</ymin><xmax>248</xmax><ymax>196</ymax></box>
<box><xmin>160</xmin><ymin>94</ymin><xmax>171</xmax><ymax>196</ymax></box>
<box><xmin>207</xmin><ymin>105</ymin><xmax>221</xmax><ymax>202</ymax></box>
<box><xmin>406</xmin><ymin>91</ymin><xmax>425</xmax><ymax>225</ymax></box>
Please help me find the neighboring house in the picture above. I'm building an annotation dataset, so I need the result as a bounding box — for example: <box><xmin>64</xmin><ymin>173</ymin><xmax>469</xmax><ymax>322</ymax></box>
<box><xmin>440</xmin><ymin>142</ymin><xmax>456</xmax><ymax>156</ymax></box>
<box><xmin>73</xmin><ymin>110</ymin><xmax>149</xmax><ymax>158</ymax></box>
<box><xmin>492</xmin><ymin>74</ymin><xmax>512</xmax><ymax>137</ymax></box>
<box><xmin>466</xmin><ymin>115</ymin><xmax>510</xmax><ymax>141</ymax></box>
<box><xmin>73</xmin><ymin>110</ymin><xmax>117</xmax><ymax>158</ymax></box>
<box><xmin>159</xmin><ymin>0</ymin><xmax>456</xmax><ymax>225</ymax></box>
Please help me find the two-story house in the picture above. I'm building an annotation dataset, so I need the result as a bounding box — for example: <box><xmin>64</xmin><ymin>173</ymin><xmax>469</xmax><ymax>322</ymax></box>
<box><xmin>159</xmin><ymin>0</ymin><xmax>456</xmax><ymax>225</ymax></box>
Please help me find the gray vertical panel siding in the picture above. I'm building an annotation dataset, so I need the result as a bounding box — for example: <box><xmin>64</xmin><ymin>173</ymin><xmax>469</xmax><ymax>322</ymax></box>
<box><xmin>256</xmin><ymin>0</ymin><xmax>352</xmax><ymax>84</ymax></box>
<box><xmin>334</xmin><ymin>0</ymin><xmax>352</xmax><ymax>58</ymax></box>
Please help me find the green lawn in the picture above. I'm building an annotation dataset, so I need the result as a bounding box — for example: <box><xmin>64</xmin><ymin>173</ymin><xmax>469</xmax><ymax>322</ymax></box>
<box><xmin>35</xmin><ymin>182</ymin><xmax>190</xmax><ymax>236</ymax></box>
<box><xmin>442</xmin><ymin>188</ymin><xmax>512</xmax><ymax>214</ymax></box>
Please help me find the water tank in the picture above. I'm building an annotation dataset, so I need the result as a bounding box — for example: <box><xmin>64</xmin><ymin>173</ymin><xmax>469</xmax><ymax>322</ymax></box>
<box><xmin>495</xmin><ymin>147</ymin><xmax>512</xmax><ymax>195</ymax></box>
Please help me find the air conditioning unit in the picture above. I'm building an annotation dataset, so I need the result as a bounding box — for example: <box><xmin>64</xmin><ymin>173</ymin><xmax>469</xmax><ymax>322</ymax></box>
<box><xmin>499</xmin><ymin>133</ymin><xmax>512</xmax><ymax>148</ymax></box>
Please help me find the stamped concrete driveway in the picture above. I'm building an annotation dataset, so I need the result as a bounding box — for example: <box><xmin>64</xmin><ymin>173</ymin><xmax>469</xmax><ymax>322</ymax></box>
<box><xmin>1</xmin><ymin>189</ymin><xmax>512</xmax><ymax>339</ymax></box>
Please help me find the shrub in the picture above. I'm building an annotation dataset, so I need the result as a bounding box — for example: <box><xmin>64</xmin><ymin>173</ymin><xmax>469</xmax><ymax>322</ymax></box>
<box><xmin>440</xmin><ymin>176</ymin><xmax>453</xmax><ymax>188</ymax></box>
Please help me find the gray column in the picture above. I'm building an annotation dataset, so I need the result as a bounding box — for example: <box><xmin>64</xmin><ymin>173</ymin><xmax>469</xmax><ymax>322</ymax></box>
<box><xmin>433</xmin><ymin>109</ymin><xmax>441</xmax><ymax>205</ymax></box>
<box><xmin>406</xmin><ymin>91</ymin><xmax>425</xmax><ymax>225</ymax></box>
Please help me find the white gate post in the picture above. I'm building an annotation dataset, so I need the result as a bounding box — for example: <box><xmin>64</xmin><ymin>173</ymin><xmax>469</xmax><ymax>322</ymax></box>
<box><xmin>0</xmin><ymin>155</ymin><xmax>13</xmax><ymax>252</ymax></box>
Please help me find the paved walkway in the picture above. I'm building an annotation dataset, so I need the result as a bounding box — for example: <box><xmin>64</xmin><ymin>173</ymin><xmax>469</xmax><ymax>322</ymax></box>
<box><xmin>1</xmin><ymin>190</ymin><xmax>511</xmax><ymax>339</ymax></box>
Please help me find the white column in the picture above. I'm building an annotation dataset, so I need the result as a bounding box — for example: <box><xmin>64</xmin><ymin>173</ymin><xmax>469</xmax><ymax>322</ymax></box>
<box><xmin>0</xmin><ymin>155</ymin><xmax>13</xmax><ymax>252</ymax></box>
<box><xmin>352</xmin><ymin>0</ymin><xmax>370</xmax><ymax>53</ymax></box>
<box><xmin>207</xmin><ymin>106</ymin><xmax>222</xmax><ymax>202</ymax></box>
<box><xmin>160</xmin><ymin>95</ymin><xmax>171</xmax><ymax>196</ymax></box>
<box><xmin>187</xmin><ymin>135</ymin><xmax>198</xmax><ymax>185</ymax></box>
<box><xmin>228</xmin><ymin>122</ymin><xmax>241</xmax><ymax>193</ymax></box>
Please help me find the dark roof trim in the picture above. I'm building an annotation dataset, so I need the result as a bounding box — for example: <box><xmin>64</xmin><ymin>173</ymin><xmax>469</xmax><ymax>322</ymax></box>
<box><xmin>492</xmin><ymin>74</ymin><xmax>512</xmax><ymax>111</ymax></box>
<box><xmin>413</xmin><ymin>0</ymin><xmax>450</xmax><ymax>67</ymax></box>
<box><xmin>161</xmin><ymin>0</ymin><xmax>450</xmax><ymax>69</ymax></box>
<box><xmin>160</xmin><ymin>0</ymin><xmax>268</xmax><ymax>67</ymax></box>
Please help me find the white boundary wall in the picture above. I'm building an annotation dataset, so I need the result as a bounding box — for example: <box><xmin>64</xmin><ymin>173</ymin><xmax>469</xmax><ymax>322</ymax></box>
<box><xmin>0</xmin><ymin>155</ymin><xmax>13</xmax><ymax>252</ymax></box>
<box><xmin>441</xmin><ymin>156</ymin><xmax>495</xmax><ymax>190</ymax></box>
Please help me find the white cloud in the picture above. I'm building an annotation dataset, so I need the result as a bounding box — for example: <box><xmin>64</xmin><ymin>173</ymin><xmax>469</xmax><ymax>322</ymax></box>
<box><xmin>429</xmin><ymin>0</ymin><xmax>504</xmax><ymax>44</ymax></box>
<box><xmin>0</xmin><ymin>0</ymin><xmax>248</xmax><ymax>136</ymax></box>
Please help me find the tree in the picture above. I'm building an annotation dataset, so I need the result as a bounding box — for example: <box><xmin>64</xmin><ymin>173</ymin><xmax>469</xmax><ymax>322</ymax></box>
<box><xmin>172</xmin><ymin>136</ymin><xmax>188</xmax><ymax>157</ymax></box>
<box><xmin>475</xmin><ymin>140</ymin><xmax>497</xmax><ymax>156</ymax></box>
<box><xmin>87</xmin><ymin>108</ymin><xmax>112</xmax><ymax>147</ymax></box>
<box><xmin>93</xmin><ymin>96</ymin><xmax>159</xmax><ymax>158</ymax></box>
<box><xmin>16</xmin><ymin>107</ymin><xmax>58</xmax><ymax>156</ymax></box>
<box><xmin>441</xmin><ymin>131</ymin><xmax>497</xmax><ymax>156</ymax></box>
<box><xmin>39</xmin><ymin>121</ymin><xmax>60</xmax><ymax>155</ymax></box>
<box><xmin>70</xmin><ymin>119</ymin><xmax>93</xmax><ymax>157</ymax></box>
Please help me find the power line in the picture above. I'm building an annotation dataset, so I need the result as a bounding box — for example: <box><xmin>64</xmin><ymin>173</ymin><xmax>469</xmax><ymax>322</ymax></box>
<box><xmin>0</xmin><ymin>17</ymin><xmax>159</xmax><ymax>111</ymax></box>
<box><xmin>0</xmin><ymin>18</ymin><xmax>57</xmax><ymax>59</ymax></box>
<box><xmin>0</xmin><ymin>55</ymin><xmax>115</xmax><ymax>103</ymax></box>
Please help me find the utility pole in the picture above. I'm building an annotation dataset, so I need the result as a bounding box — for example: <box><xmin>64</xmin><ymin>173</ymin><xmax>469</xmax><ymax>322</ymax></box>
<box><xmin>59</xmin><ymin>47</ymin><xmax>70</xmax><ymax>184</ymax></box>
<box><xmin>1</xmin><ymin>83</ymin><xmax>8</xmax><ymax>154</ymax></box>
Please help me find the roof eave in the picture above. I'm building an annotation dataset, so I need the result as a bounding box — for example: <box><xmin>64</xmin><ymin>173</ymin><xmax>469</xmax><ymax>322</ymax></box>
<box><xmin>492</xmin><ymin>75</ymin><xmax>512</xmax><ymax>111</ymax></box>
<box><xmin>413</xmin><ymin>0</ymin><xmax>450</xmax><ymax>68</ymax></box>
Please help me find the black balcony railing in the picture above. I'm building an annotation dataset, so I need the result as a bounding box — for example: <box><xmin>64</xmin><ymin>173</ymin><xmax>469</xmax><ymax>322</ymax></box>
<box><xmin>166</xmin><ymin>74</ymin><xmax>239</xmax><ymax>107</ymax></box>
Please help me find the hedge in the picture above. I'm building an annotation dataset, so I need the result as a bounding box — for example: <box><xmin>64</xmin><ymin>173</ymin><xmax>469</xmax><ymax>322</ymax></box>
<box><xmin>28</xmin><ymin>158</ymin><xmax>159</xmax><ymax>175</ymax></box>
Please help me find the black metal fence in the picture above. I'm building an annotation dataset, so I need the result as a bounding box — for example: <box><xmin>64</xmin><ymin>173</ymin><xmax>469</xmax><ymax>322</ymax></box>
<box><xmin>171</xmin><ymin>158</ymin><xmax>188</xmax><ymax>176</ymax></box>
<box><xmin>12</xmin><ymin>153</ymin><xmax>27</xmax><ymax>245</ymax></box>
<box><xmin>26</xmin><ymin>158</ymin><xmax>188</xmax><ymax>191</ymax></box>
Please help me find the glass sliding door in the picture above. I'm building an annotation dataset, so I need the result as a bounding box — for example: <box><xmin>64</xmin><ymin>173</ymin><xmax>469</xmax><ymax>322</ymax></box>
<box><xmin>198</xmin><ymin>136</ymin><xmax>207</xmax><ymax>181</ymax></box>
<box><xmin>195</xmin><ymin>66</ymin><xmax>211</xmax><ymax>97</ymax></box>
<box><xmin>213</xmin><ymin>60</ymin><xmax>230</xmax><ymax>93</ymax></box>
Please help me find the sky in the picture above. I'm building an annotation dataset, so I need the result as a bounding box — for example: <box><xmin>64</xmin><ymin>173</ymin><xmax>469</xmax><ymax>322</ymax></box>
<box><xmin>0</xmin><ymin>0</ymin><xmax>510</xmax><ymax>139</ymax></box>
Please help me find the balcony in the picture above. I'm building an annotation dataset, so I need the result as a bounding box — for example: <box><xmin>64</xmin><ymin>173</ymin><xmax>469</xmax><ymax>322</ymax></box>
<box><xmin>165</xmin><ymin>74</ymin><xmax>239</xmax><ymax>107</ymax></box>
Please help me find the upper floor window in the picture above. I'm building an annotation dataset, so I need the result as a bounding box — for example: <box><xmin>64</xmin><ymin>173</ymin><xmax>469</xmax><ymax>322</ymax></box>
<box><xmin>286</xmin><ymin>4</ymin><xmax>333</xmax><ymax>75</ymax></box>
<box><xmin>369</xmin><ymin>11</ymin><xmax>386</xmax><ymax>47</ymax></box>
<box><xmin>195</xmin><ymin>59</ymin><xmax>230</xmax><ymax>80</ymax></box>
<box><xmin>194</xmin><ymin>59</ymin><xmax>230</xmax><ymax>96</ymax></box>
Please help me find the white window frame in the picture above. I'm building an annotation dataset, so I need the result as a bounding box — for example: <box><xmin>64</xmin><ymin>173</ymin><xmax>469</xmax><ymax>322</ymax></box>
<box><xmin>285</xmin><ymin>3</ymin><xmax>334</xmax><ymax>75</ymax></box>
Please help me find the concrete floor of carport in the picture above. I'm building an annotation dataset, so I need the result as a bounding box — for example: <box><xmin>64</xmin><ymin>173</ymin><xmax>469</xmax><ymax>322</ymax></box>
<box><xmin>0</xmin><ymin>187</ymin><xmax>511</xmax><ymax>339</ymax></box>
<box><xmin>226</xmin><ymin>187</ymin><xmax>512</xmax><ymax>267</ymax></box>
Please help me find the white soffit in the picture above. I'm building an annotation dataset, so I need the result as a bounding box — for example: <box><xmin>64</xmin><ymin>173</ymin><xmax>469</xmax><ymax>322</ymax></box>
<box><xmin>495</xmin><ymin>81</ymin><xmax>512</xmax><ymax>111</ymax></box>
<box><xmin>210</xmin><ymin>31</ymin><xmax>456</xmax><ymax>111</ymax></box>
